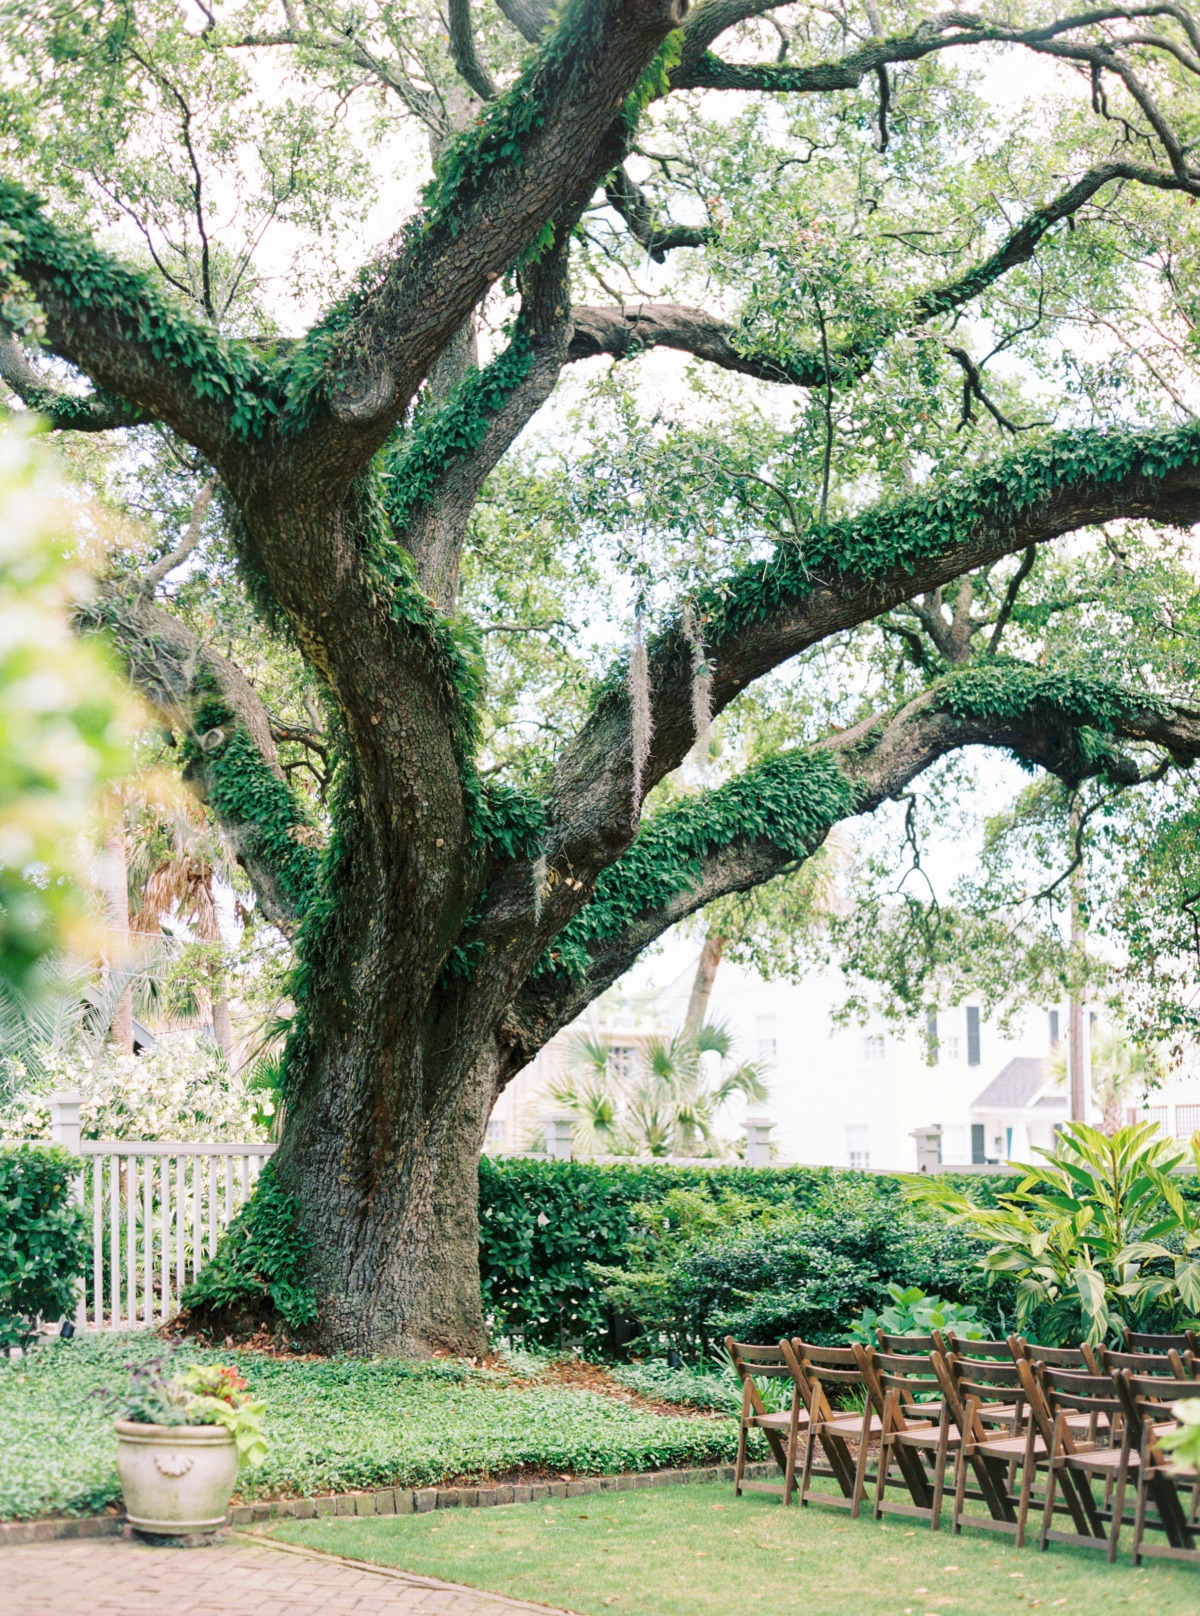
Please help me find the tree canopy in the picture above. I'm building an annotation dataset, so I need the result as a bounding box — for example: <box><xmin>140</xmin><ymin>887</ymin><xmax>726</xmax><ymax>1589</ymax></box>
<box><xmin>4</xmin><ymin>0</ymin><xmax>1200</xmax><ymax>1352</ymax></box>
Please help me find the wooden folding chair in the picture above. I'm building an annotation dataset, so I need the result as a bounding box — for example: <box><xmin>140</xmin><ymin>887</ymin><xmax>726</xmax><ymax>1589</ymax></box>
<box><xmin>1124</xmin><ymin>1327</ymin><xmax>1200</xmax><ymax>1356</ymax></box>
<box><xmin>859</xmin><ymin>1345</ymin><xmax>955</xmax><ymax>1529</ymax></box>
<box><xmin>793</xmin><ymin>1340</ymin><xmax>881</xmax><ymax>1516</ymax></box>
<box><xmin>1029</xmin><ymin>1366</ymin><xmax>1133</xmax><ymax>1562</ymax></box>
<box><xmin>726</xmin><ymin>1337</ymin><xmax>810</xmax><ymax>1506</ymax></box>
<box><xmin>1013</xmin><ymin>1338</ymin><xmax>1110</xmax><ymax>1436</ymax></box>
<box><xmin>1115</xmin><ymin>1369</ymin><xmax>1200</xmax><ymax>1565</ymax></box>
<box><xmin>939</xmin><ymin>1353</ymin><xmax>1044</xmax><ymax>1543</ymax></box>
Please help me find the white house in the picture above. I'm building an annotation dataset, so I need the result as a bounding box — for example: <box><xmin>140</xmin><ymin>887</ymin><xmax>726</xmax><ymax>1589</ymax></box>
<box><xmin>487</xmin><ymin>943</ymin><xmax>1200</xmax><ymax>1170</ymax></box>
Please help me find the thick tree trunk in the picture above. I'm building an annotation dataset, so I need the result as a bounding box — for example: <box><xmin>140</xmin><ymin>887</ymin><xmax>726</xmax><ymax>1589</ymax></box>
<box><xmin>273</xmin><ymin>988</ymin><xmax>497</xmax><ymax>1356</ymax></box>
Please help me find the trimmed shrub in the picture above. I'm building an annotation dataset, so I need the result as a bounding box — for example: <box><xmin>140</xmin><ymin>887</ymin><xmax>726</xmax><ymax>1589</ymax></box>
<box><xmin>478</xmin><ymin>1156</ymin><xmax>1007</xmax><ymax>1356</ymax></box>
<box><xmin>0</xmin><ymin>1144</ymin><xmax>87</xmax><ymax>1348</ymax></box>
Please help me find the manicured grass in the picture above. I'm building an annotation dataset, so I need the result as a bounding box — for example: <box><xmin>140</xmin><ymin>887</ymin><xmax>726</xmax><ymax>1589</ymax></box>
<box><xmin>264</xmin><ymin>1483</ymin><xmax>1198</xmax><ymax>1616</ymax></box>
<box><xmin>0</xmin><ymin>1334</ymin><xmax>737</xmax><ymax>1521</ymax></box>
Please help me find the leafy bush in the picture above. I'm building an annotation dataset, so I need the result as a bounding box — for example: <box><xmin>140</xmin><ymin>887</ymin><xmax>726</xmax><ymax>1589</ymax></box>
<box><xmin>182</xmin><ymin>1160</ymin><xmax>316</xmax><ymax>1332</ymax></box>
<box><xmin>843</xmin><ymin>1283</ymin><xmax>985</xmax><ymax>1346</ymax></box>
<box><xmin>0</xmin><ymin>1144</ymin><xmax>87</xmax><ymax>1349</ymax></box>
<box><xmin>908</xmin><ymin>1122</ymin><xmax>1200</xmax><ymax>1345</ymax></box>
<box><xmin>479</xmin><ymin>1157</ymin><xmax>1006</xmax><ymax>1357</ymax></box>
<box><xmin>607</xmin><ymin>1357</ymin><xmax>739</xmax><ymax>1412</ymax></box>
<box><xmin>478</xmin><ymin>1163</ymin><xmax>994</xmax><ymax>1363</ymax></box>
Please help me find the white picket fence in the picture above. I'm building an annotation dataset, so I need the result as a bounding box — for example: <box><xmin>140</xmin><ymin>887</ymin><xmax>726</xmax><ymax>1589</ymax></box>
<box><xmin>45</xmin><ymin>1092</ymin><xmax>274</xmax><ymax>1331</ymax></box>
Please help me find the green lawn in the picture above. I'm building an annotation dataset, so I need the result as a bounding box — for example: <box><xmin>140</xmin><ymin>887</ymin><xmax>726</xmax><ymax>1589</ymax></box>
<box><xmin>0</xmin><ymin>1334</ymin><xmax>737</xmax><ymax>1520</ymax></box>
<box><xmin>263</xmin><ymin>1483</ymin><xmax>1198</xmax><ymax>1616</ymax></box>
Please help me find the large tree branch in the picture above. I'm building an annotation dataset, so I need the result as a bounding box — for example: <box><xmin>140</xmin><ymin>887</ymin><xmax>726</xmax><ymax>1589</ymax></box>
<box><xmin>282</xmin><ymin>0</ymin><xmax>688</xmax><ymax>483</ymax></box>
<box><xmin>671</xmin><ymin>5</ymin><xmax>1200</xmax><ymax>92</ymax></box>
<box><xmin>0</xmin><ymin>183</ymin><xmax>273</xmax><ymax>463</ymax></box>
<box><xmin>543</xmin><ymin>420</ymin><xmax>1200</xmax><ymax>893</ymax></box>
<box><xmin>0</xmin><ymin>330</ymin><xmax>151</xmax><ymax>432</ymax></box>
<box><xmin>80</xmin><ymin>586</ymin><xmax>320</xmax><ymax>936</ymax></box>
<box><xmin>499</xmin><ymin>665</ymin><xmax>1200</xmax><ymax>1069</ymax></box>
<box><xmin>602</xmin><ymin>167</ymin><xmax>717</xmax><ymax>261</ymax></box>
<box><xmin>569</xmin><ymin>161</ymin><xmax>1200</xmax><ymax>386</ymax></box>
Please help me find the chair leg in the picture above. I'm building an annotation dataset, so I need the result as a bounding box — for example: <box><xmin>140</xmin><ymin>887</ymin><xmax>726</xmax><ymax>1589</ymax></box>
<box><xmin>783</xmin><ymin>1413</ymin><xmax>801</xmax><ymax>1508</ymax></box>
<box><xmin>1108</xmin><ymin>1459</ymin><xmax>1131</xmax><ymax>1565</ymax></box>
<box><xmin>1132</xmin><ymin>1469</ymin><xmax>1150</xmax><ymax>1567</ymax></box>
<box><xmin>850</xmin><ymin>1411</ymin><xmax>870</xmax><ymax>1520</ymax></box>
<box><xmin>930</xmin><ymin>1430</ymin><xmax>950</xmax><ymax>1533</ymax></box>
<box><xmin>1014</xmin><ymin>1426</ymin><xmax>1038</xmax><ymax>1550</ymax></box>
<box><xmin>1039</xmin><ymin>1435</ymin><xmax>1061</xmax><ymax>1555</ymax></box>
<box><xmin>873</xmin><ymin>1435</ymin><xmax>891</xmax><ymax>1521</ymax></box>
<box><xmin>951</xmin><ymin>1442</ymin><xmax>969</xmax><ymax>1536</ymax></box>
<box><xmin>734</xmin><ymin>1415</ymin><xmax>748</xmax><ymax>1498</ymax></box>
<box><xmin>798</xmin><ymin>1418</ymin><xmax>819</xmax><ymax>1508</ymax></box>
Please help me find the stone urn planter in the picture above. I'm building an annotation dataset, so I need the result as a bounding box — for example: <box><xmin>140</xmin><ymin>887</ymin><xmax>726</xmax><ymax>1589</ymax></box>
<box><xmin>115</xmin><ymin>1419</ymin><xmax>240</xmax><ymax>1538</ymax></box>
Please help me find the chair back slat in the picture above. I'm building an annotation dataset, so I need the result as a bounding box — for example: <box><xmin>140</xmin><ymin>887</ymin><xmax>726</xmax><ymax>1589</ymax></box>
<box><xmin>1093</xmin><ymin>1344</ymin><xmax>1186</xmax><ymax>1377</ymax></box>
<box><xmin>797</xmin><ymin>1341</ymin><xmax>866</xmax><ymax>1384</ymax></box>
<box><xmin>1038</xmin><ymin>1365</ymin><xmax>1124</xmax><ymax>1419</ymax></box>
<box><xmin>875</xmin><ymin>1329</ymin><xmax>945</xmax><ymax>1355</ymax></box>
<box><xmin>1124</xmin><ymin>1327</ymin><xmax>1200</xmax><ymax>1354</ymax></box>
<box><xmin>870</xmin><ymin>1348</ymin><xmax>941</xmax><ymax>1397</ymax></box>
<box><xmin>1012</xmin><ymin>1336</ymin><xmax>1094</xmax><ymax>1372</ymax></box>
<box><xmin>945</xmin><ymin>1334</ymin><xmax>1013</xmax><ymax>1362</ymax></box>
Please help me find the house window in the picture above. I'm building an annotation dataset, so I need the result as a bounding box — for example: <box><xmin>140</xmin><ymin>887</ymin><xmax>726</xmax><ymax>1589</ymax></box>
<box><xmin>863</xmin><ymin>1034</ymin><xmax>886</xmax><ymax>1062</ymax></box>
<box><xmin>1140</xmin><ymin>1106</ymin><xmax>1170</xmax><ymax>1134</ymax></box>
<box><xmin>926</xmin><ymin>1011</ymin><xmax>939</xmax><ymax>1066</ymax></box>
<box><xmin>1049</xmin><ymin>1010</ymin><xmax>1060</xmax><ymax>1050</ymax></box>
<box><xmin>966</xmin><ymin>1006</ymin><xmax>981</xmax><ymax>1067</ymax></box>
<box><xmin>608</xmin><ymin>1044</ymin><xmax>638</xmax><ymax>1083</ymax></box>
<box><xmin>756</xmin><ymin>1014</ymin><xmax>777</xmax><ymax>1063</ymax></box>
<box><xmin>942</xmin><ymin>1035</ymin><xmax>961</xmax><ymax>1061</ymax></box>
<box><xmin>847</xmin><ymin>1125</ymin><xmax>870</xmax><ymax>1170</ymax></box>
<box><xmin>971</xmin><ymin>1123</ymin><xmax>986</xmax><ymax>1164</ymax></box>
<box><xmin>1176</xmin><ymin>1105</ymin><xmax>1200</xmax><ymax>1139</ymax></box>
<box><xmin>485</xmin><ymin>1119</ymin><xmax>506</xmax><ymax>1146</ymax></box>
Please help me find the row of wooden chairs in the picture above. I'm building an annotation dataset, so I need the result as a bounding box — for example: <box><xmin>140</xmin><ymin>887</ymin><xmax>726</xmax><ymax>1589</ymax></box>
<box><xmin>727</xmin><ymin>1326</ymin><xmax>1200</xmax><ymax>1566</ymax></box>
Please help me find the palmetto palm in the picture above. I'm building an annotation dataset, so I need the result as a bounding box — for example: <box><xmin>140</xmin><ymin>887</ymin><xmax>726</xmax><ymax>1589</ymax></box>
<box><xmin>1049</xmin><ymin>1028</ymin><xmax>1160</xmax><ymax>1136</ymax></box>
<box><xmin>551</xmin><ymin>1018</ymin><xmax>767</xmax><ymax>1159</ymax></box>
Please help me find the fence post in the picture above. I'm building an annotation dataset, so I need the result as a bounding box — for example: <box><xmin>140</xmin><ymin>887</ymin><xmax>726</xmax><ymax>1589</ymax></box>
<box><xmin>542</xmin><ymin>1113</ymin><xmax>574</xmax><ymax>1161</ymax></box>
<box><xmin>48</xmin><ymin>1090</ymin><xmax>85</xmax><ymax>1329</ymax></box>
<box><xmin>49</xmin><ymin>1089</ymin><xmax>82</xmax><ymax>1154</ymax></box>
<box><xmin>743</xmin><ymin>1113</ymin><xmax>774</xmax><ymax>1167</ymax></box>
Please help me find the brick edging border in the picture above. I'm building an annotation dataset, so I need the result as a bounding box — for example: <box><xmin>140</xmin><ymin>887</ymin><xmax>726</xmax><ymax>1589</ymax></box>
<box><xmin>0</xmin><ymin>1460</ymin><xmax>775</xmax><ymax>1546</ymax></box>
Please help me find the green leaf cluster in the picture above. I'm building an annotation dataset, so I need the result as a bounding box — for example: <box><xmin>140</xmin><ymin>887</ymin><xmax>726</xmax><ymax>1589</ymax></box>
<box><xmin>182</xmin><ymin>1158</ymin><xmax>316</xmax><ymax>1332</ymax></box>
<box><xmin>907</xmin><ymin>1122</ymin><xmax>1200</xmax><ymax>1346</ymax></box>
<box><xmin>0</xmin><ymin>1144</ymin><xmax>87</xmax><ymax>1351</ymax></box>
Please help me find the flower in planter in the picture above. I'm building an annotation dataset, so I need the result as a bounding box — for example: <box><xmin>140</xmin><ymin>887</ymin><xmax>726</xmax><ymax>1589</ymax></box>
<box><xmin>100</xmin><ymin>1355</ymin><xmax>268</xmax><ymax>1469</ymax></box>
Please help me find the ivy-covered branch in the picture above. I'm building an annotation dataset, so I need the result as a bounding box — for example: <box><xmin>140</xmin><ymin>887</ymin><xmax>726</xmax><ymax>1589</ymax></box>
<box><xmin>0</xmin><ymin>182</ymin><xmax>277</xmax><ymax>456</ymax></box>
<box><xmin>279</xmin><ymin>0</ymin><xmax>687</xmax><ymax>476</ymax></box>
<box><xmin>80</xmin><ymin>586</ymin><xmax>320</xmax><ymax>934</ymax></box>
<box><xmin>502</xmin><ymin>661</ymin><xmax>1200</xmax><ymax>1071</ymax></box>
<box><xmin>389</xmin><ymin>206</ymin><xmax>583</xmax><ymax>607</ymax></box>
<box><xmin>0</xmin><ymin>330</ymin><xmax>150</xmax><ymax>432</ymax></box>
<box><xmin>547</xmin><ymin>419</ymin><xmax>1200</xmax><ymax>891</ymax></box>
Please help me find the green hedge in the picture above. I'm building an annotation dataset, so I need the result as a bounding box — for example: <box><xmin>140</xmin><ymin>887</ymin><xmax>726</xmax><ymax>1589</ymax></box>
<box><xmin>477</xmin><ymin>1157</ymin><xmax>1009</xmax><ymax>1355</ymax></box>
<box><xmin>0</xmin><ymin>1145</ymin><xmax>87</xmax><ymax>1349</ymax></box>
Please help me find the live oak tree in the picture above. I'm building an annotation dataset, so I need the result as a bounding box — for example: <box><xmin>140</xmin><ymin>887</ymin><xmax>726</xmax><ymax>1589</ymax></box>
<box><xmin>5</xmin><ymin>0</ymin><xmax>1200</xmax><ymax>1353</ymax></box>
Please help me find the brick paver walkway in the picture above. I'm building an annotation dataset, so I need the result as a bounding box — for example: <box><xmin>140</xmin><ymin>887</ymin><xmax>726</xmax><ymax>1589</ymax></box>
<box><xmin>7</xmin><ymin>1534</ymin><xmax>574</xmax><ymax>1616</ymax></box>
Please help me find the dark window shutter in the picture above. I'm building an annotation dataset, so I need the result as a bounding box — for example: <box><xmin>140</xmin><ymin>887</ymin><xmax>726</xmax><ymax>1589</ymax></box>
<box><xmin>1049</xmin><ymin>1010</ymin><xmax>1060</xmax><ymax>1049</ymax></box>
<box><xmin>926</xmin><ymin>1011</ymin><xmax>939</xmax><ymax>1065</ymax></box>
<box><xmin>967</xmin><ymin>1006</ymin><xmax>981</xmax><ymax>1066</ymax></box>
<box><xmin>971</xmin><ymin>1123</ymin><xmax>986</xmax><ymax>1164</ymax></box>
